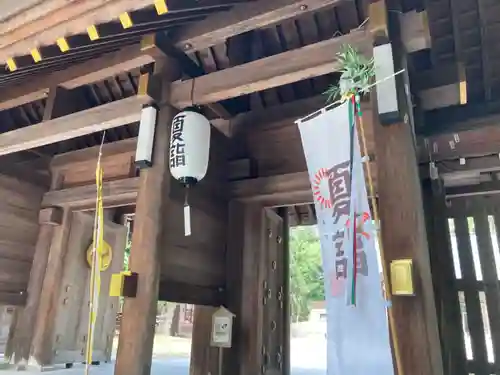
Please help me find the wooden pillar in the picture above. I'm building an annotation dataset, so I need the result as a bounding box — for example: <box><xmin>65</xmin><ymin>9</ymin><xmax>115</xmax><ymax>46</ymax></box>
<box><xmin>190</xmin><ymin>306</ymin><xmax>219</xmax><ymax>375</ymax></box>
<box><xmin>372</xmin><ymin>100</ymin><xmax>444</xmax><ymax>374</ymax></box>
<box><xmin>224</xmin><ymin>203</ymin><xmax>288</xmax><ymax>375</ymax></box>
<box><xmin>30</xmin><ymin>208</ymin><xmax>73</xmax><ymax>366</ymax></box>
<box><xmin>10</xmin><ymin>207</ymin><xmax>63</xmax><ymax>364</ymax></box>
<box><xmin>224</xmin><ymin>202</ymin><xmax>263</xmax><ymax>375</ymax></box>
<box><xmin>114</xmin><ymin>61</ymin><xmax>177</xmax><ymax>375</ymax></box>
<box><xmin>369</xmin><ymin>1</ymin><xmax>443</xmax><ymax>373</ymax></box>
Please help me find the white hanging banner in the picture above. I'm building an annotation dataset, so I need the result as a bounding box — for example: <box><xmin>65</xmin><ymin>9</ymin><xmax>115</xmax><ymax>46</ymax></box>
<box><xmin>297</xmin><ymin>101</ymin><xmax>394</xmax><ymax>375</ymax></box>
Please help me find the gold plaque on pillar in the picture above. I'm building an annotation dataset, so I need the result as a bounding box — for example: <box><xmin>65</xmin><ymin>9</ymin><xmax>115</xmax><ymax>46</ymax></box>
<box><xmin>86</xmin><ymin>241</ymin><xmax>113</xmax><ymax>271</ymax></box>
<box><xmin>390</xmin><ymin>259</ymin><xmax>414</xmax><ymax>296</ymax></box>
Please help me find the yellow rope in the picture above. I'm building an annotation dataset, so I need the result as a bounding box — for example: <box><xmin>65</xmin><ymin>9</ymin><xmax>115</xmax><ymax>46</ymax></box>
<box><xmin>85</xmin><ymin>133</ymin><xmax>106</xmax><ymax>375</ymax></box>
<box><xmin>356</xmin><ymin>107</ymin><xmax>404</xmax><ymax>375</ymax></box>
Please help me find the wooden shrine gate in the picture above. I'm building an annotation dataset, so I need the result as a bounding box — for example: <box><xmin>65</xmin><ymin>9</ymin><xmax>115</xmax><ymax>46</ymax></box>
<box><xmin>426</xmin><ymin>184</ymin><xmax>500</xmax><ymax>375</ymax></box>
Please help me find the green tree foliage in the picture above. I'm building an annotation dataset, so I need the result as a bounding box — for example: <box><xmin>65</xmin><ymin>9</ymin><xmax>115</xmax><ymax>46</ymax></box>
<box><xmin>124</xmin><ymin>239</ymin><xmax>131</xmax><ymax>271</ymax></box>
<box><xmin>289</xmin><ymin>226</ymin><xmax>324</xmax><ymax>322</ymax></box>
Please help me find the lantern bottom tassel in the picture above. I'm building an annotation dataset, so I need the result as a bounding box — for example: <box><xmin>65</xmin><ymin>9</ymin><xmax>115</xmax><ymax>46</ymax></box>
<box><xmin>184</xmin><ymin>204</ymin><xmax>192</xmax><ymax>236</ymax></box>
<box><xmin>183</xmin><ymin>186</ymin><xmax>192</xmax><ymax>236</ymax></box>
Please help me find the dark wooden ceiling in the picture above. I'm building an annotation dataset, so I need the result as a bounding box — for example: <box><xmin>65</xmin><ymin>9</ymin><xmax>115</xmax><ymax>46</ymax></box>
<box><xmin>187</xmin><ymin>0</ymin><xmax>366</xmax><ymax>114</ymax></box>
<box><xmin>3</xmin><ymin>0</ymin><xmax>497</xmax><ymax>180</ymax></box>
<box><xmin>0</xmin><ymin>0</ymin><xmax>367</xmax><ymax>157</ymax></box>
<box><xmin>405</xmin><ymin>0</ymin><xmax>500</xmax><ymax>134</ymax></box>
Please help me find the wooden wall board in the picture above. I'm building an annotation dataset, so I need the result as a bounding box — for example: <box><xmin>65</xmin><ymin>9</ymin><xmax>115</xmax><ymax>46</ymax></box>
<box><xmin>51</xmin><ymin>212</ymin><xmax>126</xmax><ymax>365</ymax></box>
<box><xmin>160</xmin><ymin>126</ymin><xmax>229</xmax><ymax>294</ymax></box>
<box><xmin>0</xmin><ymin>174</ymin><xmax>45</xmax><ymax>305</ymax></box>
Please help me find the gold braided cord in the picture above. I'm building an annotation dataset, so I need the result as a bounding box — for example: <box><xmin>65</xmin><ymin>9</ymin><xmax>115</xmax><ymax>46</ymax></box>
<box><xmin>355</xmin><ymin>107</ymin><xmax>403</xmax><ymax>375</ymax></box>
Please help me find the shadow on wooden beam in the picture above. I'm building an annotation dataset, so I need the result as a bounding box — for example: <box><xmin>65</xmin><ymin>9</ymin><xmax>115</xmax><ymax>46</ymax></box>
<box><xmin>158</xmin><ymin>280</ymin><xmax>224</xmax><ymax>307</ymax></box>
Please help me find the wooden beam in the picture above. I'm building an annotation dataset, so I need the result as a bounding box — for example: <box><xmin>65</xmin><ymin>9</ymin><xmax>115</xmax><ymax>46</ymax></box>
<box><xmin>369</xmin><ymin>0</ymin><xmax>389</xmax><ymax>40</ymax></box>
<box><xmin>0</xmin><ymin>292</ymin><xmax>26</xmax><ymax>306</ymax></box>
<box><xmin>446</xmin><ymin>181</ymin><xmax>500</xmax><ymax>199</ymax></box>
<box><xmin>231</xmin><ymin>172</ymin><xmax>312</xmax><ymax>206</ymax></box>
<box><xmin>413</xmin><ymin>63</ymin><xmax>466</xmax><ymax>92</ymax></box>
<box><xmin>173</xmin><ymin>0</ymin><xmax>350</xmax><ymax>53</ymax></box>
<box><xmin>420</xmin><ymin>155</ymin><xmax>500</xmax><ymax>180</ymax></box>
<box><xmin>0</xmin><ymin>0</ymin><xmax>42</xmax><ymax>23</ymax></box>
<box><xmin>0</xmin><ymin>43</ymin><xmax>155</xmax><ymax>111</ymax></box>
<box><xmin>170</xmin><ymin>30</ymin><xmax>371</xmax><ymax>107</ymax></box>
<box><xmin>42</xmin><ymin>177</ymin><xmax>140</xmax><ymax>210</ymax></box>
<box><xmin>147</xmin><ymin>33</ymin><xmax>231</xmax><ymax>119</ymax></box>
<box><xmin>421</xmin><ymin>100</ymin><xmax>500</xmax><ymax>137</ymax></box>
<box><xmin>419</xmin><ymin>124</ymin><xmax>500</xmax><ymax>162</ymax></box>
<box><xmin>414</xmin><ymin>63</ymin><xmax>467</xmax><ymax>110</ymax></box>
<box><xmin>399</xmin><ymin>10</ymin><xmax>431</xmax><ymax>53</ymax></box>
<box><xmin>0</xmin><ymin>95</ymin><xmax>150</xmax><ymax>157</ymax></box>
<box><xmin>0</xmin><ymin>0</ymin><xmax>154</xmax><ymax>61</ymax></box>
<box><xmin>42</xmin><ymin>172</ymin><xmax>309</xmax><ymax>209</ymax></box>
<box><xmin>50</xmin><ymin>138</ymin><xmax>137</xmax><ymax>170</ymax></box>
<box><xmin>158</xmin><ymin>280</ymin><xmax>223</xmax><ymax>306</ymax></box>
<box><xmin>38</xmin><ymin>207</ymin><xmax>63</xmax><ymax>226</ymax></box>
<box><xmin>48</xmin><ymin>96</ymin><xmax>372</xmax><ymax>166</ymax></box>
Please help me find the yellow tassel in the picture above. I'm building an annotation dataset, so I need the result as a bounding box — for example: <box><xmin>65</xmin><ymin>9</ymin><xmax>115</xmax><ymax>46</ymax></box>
<box><xmin>6</xmin><ymin>58</ymin><xmax>17</xmax><ymax>72</ymax></box>
<box><xmin>119</xmin><ymin>12</ymin><xmax>133</xmax><ymax>29</ymax></box>
<box><xmin>57</xmin><ymin>37</ymin><xmax>70</xmax><ymax>52</ymax></box>
<box><xmin>154</xmin><ymin>0</ymin><xmax>169</xmax><ymax>15</ymax></box>
<box><xmin>87</xmin><ymin>25</ymin><xmax>100</xmax><ymax>41</ymax></box>
<box><xmin>85</xmin><ymin>134</ymin><xmax>105</xmax><ymax>374</ymax></box>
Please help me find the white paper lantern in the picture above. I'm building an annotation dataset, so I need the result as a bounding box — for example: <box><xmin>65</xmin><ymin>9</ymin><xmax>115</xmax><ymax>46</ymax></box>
<box><xmin>169</xmin><ymin>108</ymin><xmax>211</xmax><ymax>185</ymax></box>
<box><xmin>169</xmin><ymin>108</ymin><xmax>211</xmax><ymax>237</ymax></box>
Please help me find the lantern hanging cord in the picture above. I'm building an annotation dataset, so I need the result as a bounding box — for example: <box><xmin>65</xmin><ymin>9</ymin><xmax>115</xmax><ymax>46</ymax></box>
<box><xmin>184</xmin><ymin>183</ymin><xmax>190</xmax><ymax>206</ymax></box>
<box><xmin>354</xmin><ymin>95</ymin><xmax>404</xmax><ymax>375</ymax></box>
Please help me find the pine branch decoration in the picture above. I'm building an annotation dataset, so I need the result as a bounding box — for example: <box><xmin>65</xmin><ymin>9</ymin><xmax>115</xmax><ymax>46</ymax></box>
<box><xmin>324</xmin><ymin>44</ymin><xmax>375</xmax><ymax>104</ymax></box>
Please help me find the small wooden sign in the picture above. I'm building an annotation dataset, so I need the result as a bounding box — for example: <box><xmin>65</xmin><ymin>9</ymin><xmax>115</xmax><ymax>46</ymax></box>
<box><xmin>210</xmin><ymin>306</ymin><xmax>235</xmax><ymax>348</ymax></box>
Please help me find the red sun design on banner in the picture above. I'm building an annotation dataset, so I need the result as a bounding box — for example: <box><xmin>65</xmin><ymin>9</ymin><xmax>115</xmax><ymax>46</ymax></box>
<box><xmin>311</xmin><ymin>168</ymin><xmax>332</xmax><ymax>209</ymax></box>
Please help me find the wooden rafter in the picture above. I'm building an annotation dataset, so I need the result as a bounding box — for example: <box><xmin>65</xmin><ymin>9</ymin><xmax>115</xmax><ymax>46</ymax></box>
<box><xmin>0</xmin><ymin>94</ymin><xmax>151</xmax><ymax>157</ymax></box>
<box><xmin>170</xmin><ymin>30</ymin><xmax>371</xmax><ymax>107</ymax></box>
<box><xmin>173</xmin><ymin>0</ymin><xmax>350</xmax><ymax>53</ymax></box>
<box><xmin>0</xmin><ymin>0</ymin><xmax>154</xmax><ymax>61</ymax></box>
<box><xmin>0</xmin><ymin>39</ymin><xmax>162</xmax><ymax>111</ymax></box>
